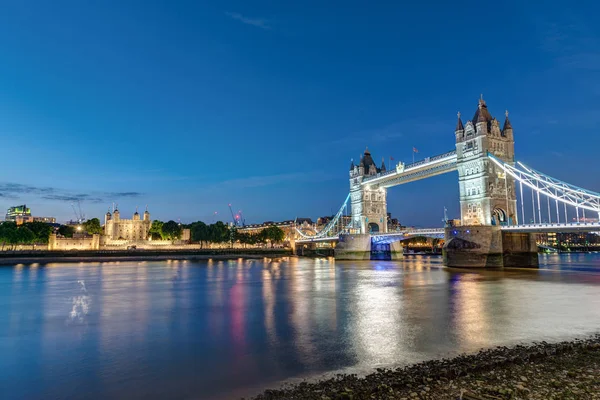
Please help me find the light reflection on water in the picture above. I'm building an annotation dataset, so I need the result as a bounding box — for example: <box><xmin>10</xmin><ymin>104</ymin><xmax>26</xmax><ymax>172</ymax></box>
<box><xmin>1</xmin><ymin>255</ymin><xmax>600</xmax><ymax>399</ymax></box>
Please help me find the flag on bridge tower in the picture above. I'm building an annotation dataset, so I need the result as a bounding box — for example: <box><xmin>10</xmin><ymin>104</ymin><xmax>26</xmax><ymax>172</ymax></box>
<box><xmin>413</xmin><ymin>147</ymin><xmax>418</xmax><ymax>153</ymax></box>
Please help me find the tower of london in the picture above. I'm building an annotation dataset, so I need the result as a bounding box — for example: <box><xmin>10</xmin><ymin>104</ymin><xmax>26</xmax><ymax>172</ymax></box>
<box><xmin>104</xmin><ymin>206</ymin><xmax>152</xmax><ymax>241</ymax></box>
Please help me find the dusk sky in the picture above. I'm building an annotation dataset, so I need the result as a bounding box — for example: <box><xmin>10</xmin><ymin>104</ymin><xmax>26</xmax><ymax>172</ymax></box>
<box><xmin>1</xmin><ymin>1</ymin><xmax>599</xmax><ymax>226</ymax></box>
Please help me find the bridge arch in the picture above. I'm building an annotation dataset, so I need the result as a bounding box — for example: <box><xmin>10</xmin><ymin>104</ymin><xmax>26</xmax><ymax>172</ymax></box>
<box><xmin>492</xmin><ymin>208</ymin><xmax>507</xmax><ymax>225</ymax></box>
<box><xmin>368</xmin><ymin>222</ymin><xmax>380</xmax><ymax>233</ymax></box>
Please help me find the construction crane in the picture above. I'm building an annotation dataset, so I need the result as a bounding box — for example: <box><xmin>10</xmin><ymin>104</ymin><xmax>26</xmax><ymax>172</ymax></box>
<box><xmin>71</xmin><ymin>200</ymin><xmax>86</xmax><ymax>224</ymax></box>
<box><xmin>228</xmin><ymin>204</ymin><xmax>237</xmax><ymax>226</ymax></box>
<box><xmin>238</xmin><ymin>210</ymin><xmax>246</xmax><ymax>226</ymax></box>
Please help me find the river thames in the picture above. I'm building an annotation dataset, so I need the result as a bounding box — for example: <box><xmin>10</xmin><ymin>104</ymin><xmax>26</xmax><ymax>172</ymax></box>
<box><xmin>1</xmin><ymin>255</ymin><xmax>600</xmax><ymax>399</ymax></box>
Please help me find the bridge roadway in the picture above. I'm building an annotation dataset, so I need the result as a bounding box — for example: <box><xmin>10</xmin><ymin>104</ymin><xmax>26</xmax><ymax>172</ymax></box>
<box><xmin>362</xmin><ymin>150</ymin><xmax>457</xmax><ymax>188</ymax></box>
<box><xmin>295</xmin><ymin>223</ymin><xmax>600</xmax><ymax>244</ymax></box>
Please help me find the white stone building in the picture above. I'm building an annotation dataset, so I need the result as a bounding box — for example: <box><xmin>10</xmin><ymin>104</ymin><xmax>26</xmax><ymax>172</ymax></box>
<box><xmin>104</xmin><ymin>207</ymin><xmax>151</xmax><ymax>240</ymax></box>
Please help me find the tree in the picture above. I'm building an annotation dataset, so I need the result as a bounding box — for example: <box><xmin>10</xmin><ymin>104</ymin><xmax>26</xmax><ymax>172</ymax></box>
<box><xmin>190</xmin><ymin>221</ymin><xmax>209</xmax><ymax>248</ymax></box>
<box><xmin>83</xmin><ymin>218</ymin><xmax>103</xmax><ymax>235</ymax></box>
<box><xmin>58</xmin><ymin>225</ymin><xmax>75</xmax><ymax>238</ymax></box>
<box><xmin>162</xmin><ymin>220</ymin><xmax>182</xmax><ymax>240</ymax></box>
<box><xmin>264</xmin><ymin>226</ymin><xmax>285</xmax><ymax>247</ymax></box>
<box><xmin>209</xmin><ymin>221</ymin><xmax>229</xmax><ymax>246</ymax></box>
<box><xmin>0</xmin><ymin>222</ymin><xmax>17</xmax><ymax>250</ymax></box>
<box><xmin>16</xmin><ymin>226</ymin><xmax>35</xmax><ymax>245</ymax></box>
<box><xmin>23</xmin><ymin>221</ymin><xmax>53</xmax><ymax>243</ymax></box>
<box><xmin>149</xmin><ymin>220</ymin><xmax>164</xmax><ymax>240</ymax></box>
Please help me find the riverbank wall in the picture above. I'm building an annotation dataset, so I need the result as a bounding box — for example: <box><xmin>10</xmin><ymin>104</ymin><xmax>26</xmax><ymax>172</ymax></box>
<box><xmin>0</xmin><ymin>249</ymin><xmax>293</xmax><ymax>265</ymax></box>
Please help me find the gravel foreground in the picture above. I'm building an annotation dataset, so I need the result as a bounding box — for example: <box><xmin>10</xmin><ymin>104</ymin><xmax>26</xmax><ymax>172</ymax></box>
<box><xmin>249</xmin><ymin>336</ymin><xmax>600</xmax><ymax>400</ymax></box>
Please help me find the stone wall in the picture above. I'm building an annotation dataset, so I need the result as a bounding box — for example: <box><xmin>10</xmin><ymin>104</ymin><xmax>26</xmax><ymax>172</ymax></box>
<box><xmin>48</xmin><ymin>234</ymin><xmax>100</xmax><ymax>251</ymax></box>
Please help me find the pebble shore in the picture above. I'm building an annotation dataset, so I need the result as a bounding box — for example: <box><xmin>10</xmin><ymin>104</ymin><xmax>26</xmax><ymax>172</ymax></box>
<box><xmin>250</xmin><ymin>336</ymin><xmax>600</xmax><ymax>399</ymax></box>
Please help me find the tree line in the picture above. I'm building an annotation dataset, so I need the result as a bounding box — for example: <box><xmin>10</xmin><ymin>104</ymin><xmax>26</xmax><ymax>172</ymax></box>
<box><xmin>188</xmin><ymin>221</ymin><xmax>285</xmax><ymax>248</ymax></box>
<box><xmin>0</xmin><ymin>217</ymin><xmax>286</xmax><ymax>249</ymax></box>
<box><xmin>0</xmin><ymin>221</ymin><xmax>53</xmax><ymax>249</ymax></box>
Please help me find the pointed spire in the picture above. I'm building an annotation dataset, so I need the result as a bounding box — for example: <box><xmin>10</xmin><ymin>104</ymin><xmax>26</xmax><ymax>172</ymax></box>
<box><xmin>364</xmin><ymin>146</ymin><xmax>370</xmax><ymax>155</ymax></box>
<box><xmin>502</xmin><ymin>109</ymin><xmax>512</xmax><ymax>133</ymax></box>
<box><xmin>380</xmin><ymin>157</ymin><xmax>387</xmax><ymax>172</ymax></box>
<box><xmin>455</xmin><ymin>111</ymin><xmax>464</xmax><ymax>131</ymax></box>
<box><xmin>473</xmin><ymin>95</ymin><xmax>492</xmax><ymax>124</ymax></box>
<box><xmin>349</xmin><ymin>158</ymin><xmax>355</xmax><ymax>171</ymax></box>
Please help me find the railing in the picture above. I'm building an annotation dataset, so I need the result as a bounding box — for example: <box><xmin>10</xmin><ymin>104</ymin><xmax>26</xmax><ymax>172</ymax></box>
<box><xmin>403</xmin><ymin>150</ymin><xmax>456</xmax><ymax>170</ymax></box>
<box><xmin>503</xmin><ymin>222</ymin><xmax>600</xmax><ymax>231</ymax></box>
<box><xmin>362</xmin><ymin>150</ymin><xmax>457</xmax><ymax>183</ymax></box>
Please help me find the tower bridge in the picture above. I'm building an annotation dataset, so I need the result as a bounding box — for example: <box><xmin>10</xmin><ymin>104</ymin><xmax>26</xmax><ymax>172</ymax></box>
<box><xmin>295</xmin><ymin>97</ymin><xmax>600</xmax><ymax>268</ymax></box>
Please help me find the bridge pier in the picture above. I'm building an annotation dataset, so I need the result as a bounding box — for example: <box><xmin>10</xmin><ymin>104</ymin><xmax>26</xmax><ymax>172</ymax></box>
<box><xmin>334</xmin><ymin>234</ymin><xmax>405</xmax><ymax>260</ymax></box>
<box><xmin>390</xmin><ymin>241</ymin><xmax>404</xmax><ymax>260</ymax></box>
<box><xmin>443</xmin><ymin>226</ymin><xmax>538</xmax><ymax>268</ymax></box>
<box><xmin>334</xmin><ymin>234</ymin><xmax>371</xmax><ymax>260</ymax></box>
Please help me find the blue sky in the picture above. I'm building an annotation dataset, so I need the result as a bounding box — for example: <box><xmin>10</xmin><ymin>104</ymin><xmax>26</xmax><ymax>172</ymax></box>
<box><xmin>1</xmin><ymin>1</ymin><xmax>599</xmax><ymax>226</ymax></box>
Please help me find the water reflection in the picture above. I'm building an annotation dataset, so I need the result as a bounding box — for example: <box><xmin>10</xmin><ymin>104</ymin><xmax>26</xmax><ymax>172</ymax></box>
<box><xmin>1</xmin><ymin>255</ymin><xmax>600</xmax><ymax>399</ymax></box>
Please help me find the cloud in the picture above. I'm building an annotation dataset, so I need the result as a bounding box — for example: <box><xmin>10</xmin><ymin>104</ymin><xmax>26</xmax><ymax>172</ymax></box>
<box><xmin>0</xmin><ymin>182</ymin><xmax>142</xmax><ymax>204</ymax></box>
<box><xmin>535</xmin><ymin>14</ymin><xmax>600</xmax><ymax>71</ymax></box>
<box><xmin>225</xmin><ymin>12</ymin><xmax>270</xmax><ymax>30</ymax></box>
<box><xmin>209</xmin><ymin>171</ymin><xmax>336</xmax><ymax>190</ymax></box>
<box><xmin>329</xmin><ymin>119</ymin><xmax>448</xmax><ymax>150</ymax></box>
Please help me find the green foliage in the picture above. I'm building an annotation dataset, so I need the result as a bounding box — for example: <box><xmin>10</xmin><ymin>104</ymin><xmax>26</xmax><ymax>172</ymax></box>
<box><xmin>83</xmin><ymin>218</ymin><xmax>103</xmax><ymax>235</ymax></box>
<box><xmin>264</xmin><ymin>225</ymin><xmax>285</xmax><ymax>246</ymax></box>
<box><xmin>187</xmin><ymin>220</ymin><xmax>286</xmax><ymax>249</ymax></box>
<box><xmin>22</xmin><ymin>221</ymin><xmax>53</xmax><ymax>244</ymax></box>
<box><xmin>190</xmin><ymin>221</ymin><xmax>209</xmax><ymax>248</ymax></box>
<box><xmin>149</xmin><ymin>220</ymin><xmax>165</xmax><ymax>240</ymax></box>
<box><xmin>0</xmin><ymin>222</ymin><xmax>48</xmax><ymax>249</ymax></box>
<box><xmin>209</xmin><ymin>221</ymin><xmax>229</xmax><ymax>244</ymax></box>
<box><xmin>58</xmin><ymin>225</ymin><xmax>75</xmax><ymax>238</ymax></box>
<box><xmin>162</xmin><ymin>220</ymin><xmax>183</xmax><ymax>240</ymax></box>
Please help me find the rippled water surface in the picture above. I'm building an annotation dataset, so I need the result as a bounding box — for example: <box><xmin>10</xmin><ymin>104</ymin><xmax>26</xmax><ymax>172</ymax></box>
<box><xmin>2</xmin><ymin>255</ymin><xmax>600</xmax><ymax>399</ymax></box>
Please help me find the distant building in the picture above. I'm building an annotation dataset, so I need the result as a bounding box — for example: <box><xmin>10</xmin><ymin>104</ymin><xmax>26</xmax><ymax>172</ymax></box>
<box><xmin>5</xmin><ymin>204</ymin><xmax>56</xmax><ymax>225</ymax></box>
<box><xmin>6</xmin><ymin>204</ymin><xmax>31</xmax><ymax>221</ymax></box>
<box><xmin>104</xmin><ymin>207</ymin><xmax>151</xmax><ymax>241</ymax></box>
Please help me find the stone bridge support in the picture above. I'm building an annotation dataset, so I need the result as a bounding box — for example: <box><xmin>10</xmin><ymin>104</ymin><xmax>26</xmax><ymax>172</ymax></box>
<box><xmin>443</xmin><ymin>226</ymin><xmax>538</xmax><ymax>268</ymax></box>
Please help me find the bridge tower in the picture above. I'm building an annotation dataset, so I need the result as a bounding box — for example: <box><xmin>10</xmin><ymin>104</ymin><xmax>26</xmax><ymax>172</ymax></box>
<box><xmin>349</xmin><ymin>147</ymin><xmax>388</xmax><ymax>234</ymax></box>
<box><xmin>455</xmin><ymin>97</ymin><xmax>517</xmax><ymax>226</ymax></box>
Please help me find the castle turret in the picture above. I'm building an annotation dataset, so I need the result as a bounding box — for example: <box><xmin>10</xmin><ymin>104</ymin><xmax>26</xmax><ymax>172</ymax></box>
<box><xmin>113</xmin><ymin>206</ymin><xmax>120</xmax><ymax>222</ymax></box>
<box><xmin>455</xmin><ymin>111</ymin><xmax>464</xmax><ymax>142</ymax></box>
<box><xmin>362</xmin><ymin>147</ymin><xmax>378</xmax><ymax>176</ymax></box>
<box><xmin>358</xmin><ymin>155</ymin><xmax>365</xmax><ymax>176</ymax></box>
<box><xmin>502</xmin><ymin>110</ymin><xmax>513</xmax><ymax>139</ymax></box>
<box><xmin>104</xmin><ymin>209</ymin><xmax>112</xmax><ymax>225</ymax></box>
<box><xmin>143</xmin><ymin>205</ymin><xmax>150</xmax><ymax>222</ymax></box>
<box><xmin>133</xmin><ymin>206</ymin><xmax>140</xmax><ymax>221</ymax></box>
<box><xmin>472</xmin><ymin>96</ymin><xmax>492</xmax><ymax>135</ymax></box>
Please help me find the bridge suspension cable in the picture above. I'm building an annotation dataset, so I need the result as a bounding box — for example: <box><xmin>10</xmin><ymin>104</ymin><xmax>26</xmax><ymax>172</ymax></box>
<box><xmin>488</xmin><ymin>153</ymin><xmax>600</xmax><ymax>223</ymax></box>
<box><xmin>295</xmin><ymin>193</ymin><xmax>351</xmax><ymax>239</ymax></box>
